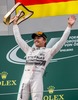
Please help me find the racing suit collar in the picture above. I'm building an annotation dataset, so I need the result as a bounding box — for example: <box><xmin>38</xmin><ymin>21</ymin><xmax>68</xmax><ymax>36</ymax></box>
<box><xmin>32</xmin><ymin>46</ymin><xmax>45</xmax><ymax>50</ymax></box>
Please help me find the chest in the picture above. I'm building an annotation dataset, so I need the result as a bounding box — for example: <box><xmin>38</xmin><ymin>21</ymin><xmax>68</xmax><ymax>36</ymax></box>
<box><xmin>27</xmin><ymin>49</ymin><xmax>46</xmax><ymax>60</ymax></box>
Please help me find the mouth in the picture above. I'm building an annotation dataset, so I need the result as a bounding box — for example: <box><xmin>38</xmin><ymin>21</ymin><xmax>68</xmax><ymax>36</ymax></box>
<box><xmin>35</xmin><ymin>41</ymin><xmax>39</xmax><ymax>44</ymax></box>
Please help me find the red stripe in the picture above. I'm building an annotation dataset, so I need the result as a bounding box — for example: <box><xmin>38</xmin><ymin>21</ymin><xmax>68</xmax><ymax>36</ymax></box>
<box><xmin>15</xmin><ymin>0</ymin><xmax>70</xmax><ymax>6</ymax></box>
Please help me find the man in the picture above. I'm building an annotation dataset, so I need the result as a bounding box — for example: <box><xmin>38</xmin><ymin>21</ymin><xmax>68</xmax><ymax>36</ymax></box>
<box><xmin>13</xmin><ymin>15</ymin><xmax>76</xmax><ymax>100</ymax></box>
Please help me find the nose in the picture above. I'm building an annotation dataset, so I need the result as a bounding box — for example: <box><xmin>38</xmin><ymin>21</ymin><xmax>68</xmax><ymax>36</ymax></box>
<box><xmin>34</xmin><ymin>39</ymin><xmax>38</xmax><ymax>43</ymax></box>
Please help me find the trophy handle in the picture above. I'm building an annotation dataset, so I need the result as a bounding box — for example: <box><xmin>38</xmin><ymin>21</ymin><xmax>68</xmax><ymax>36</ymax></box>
<box><xmin>10</xmin><ymin>10</ymin><xmax>25</xmax><ymax>24</ymax></box>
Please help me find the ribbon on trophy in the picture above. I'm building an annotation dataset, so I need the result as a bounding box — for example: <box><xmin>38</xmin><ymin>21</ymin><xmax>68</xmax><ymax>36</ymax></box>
<box><xmin>3</xmin><ymin>2</ymin><xmax>34</xmax><ymax>25</ymax></box>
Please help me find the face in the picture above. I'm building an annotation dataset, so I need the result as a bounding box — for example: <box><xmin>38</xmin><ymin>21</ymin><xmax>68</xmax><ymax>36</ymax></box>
<box><xmin>34</xmin><ymin>36</ymin><xmax>46</xmax><ymax>47</ymax></box>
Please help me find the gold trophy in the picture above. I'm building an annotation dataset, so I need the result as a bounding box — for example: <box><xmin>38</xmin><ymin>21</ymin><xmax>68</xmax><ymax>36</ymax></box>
<box><xmin>3</xmin><ymin>2</ymin><xmax>34</xmax><ymax>25</ymax></box>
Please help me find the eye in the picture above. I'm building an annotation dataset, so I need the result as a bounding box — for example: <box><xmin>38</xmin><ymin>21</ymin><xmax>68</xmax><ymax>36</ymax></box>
<box><xmin>37</xmin><ymin>37</ymin><xmax>41</xmax><ymax>39</ymax></box>
<box><xmin>34</xmin><ymin>36</ymin><xmax>41</xmax><ymax>40</ymax></box>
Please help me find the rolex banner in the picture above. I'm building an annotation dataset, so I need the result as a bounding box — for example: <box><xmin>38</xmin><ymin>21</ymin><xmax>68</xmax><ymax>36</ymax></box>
<box><xmin>15</xmin><ymin>0</ymin><xmax>78</xmax><ymax>18</ymax></box>
<box><xmin>0</xmin><ymin>29</ymin><xmax>78</xmax><ymax>100</ymax></box>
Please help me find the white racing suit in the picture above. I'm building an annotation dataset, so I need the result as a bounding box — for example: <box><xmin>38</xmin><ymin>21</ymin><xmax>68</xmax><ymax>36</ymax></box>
<box><xmin>13</xmin><ymin>25</ymin><xmax>71</xmax><ymax>100</ymax></box>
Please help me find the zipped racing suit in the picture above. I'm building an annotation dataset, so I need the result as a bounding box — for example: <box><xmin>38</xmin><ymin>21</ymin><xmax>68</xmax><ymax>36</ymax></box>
<box><xmin>13</xmin><ymin>25</ymin><xmax>71</xmax><ymax>100</ymax></box>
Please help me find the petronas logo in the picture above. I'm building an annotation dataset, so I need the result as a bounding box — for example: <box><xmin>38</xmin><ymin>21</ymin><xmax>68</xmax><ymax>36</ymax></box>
<box><xmin>47</xmin><ymin>86</ymin><xmax>55</xmax><ymax>94</ymax></box>
<box><xmin>0</xmin><ymin>71</ymin><xmax>8</xmax><ymax>80</ymax></box>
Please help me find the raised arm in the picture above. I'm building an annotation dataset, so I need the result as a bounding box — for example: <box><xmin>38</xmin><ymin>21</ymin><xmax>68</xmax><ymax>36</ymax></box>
<box><xmin>50</xmin><ymin>15</ymin><xmax>76</xmax><ymax>57</ymax></box>
<box><xmin>13</xmin><ymin>16</ymin><xmax>31</xmax><ymax>54</ymax></box>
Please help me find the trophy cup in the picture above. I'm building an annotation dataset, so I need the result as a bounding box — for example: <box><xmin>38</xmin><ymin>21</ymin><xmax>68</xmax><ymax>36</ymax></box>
<box><xmin>3</xmin><ymin>2</ymin><xmax>34</xmax><ymax>25</ymax></box>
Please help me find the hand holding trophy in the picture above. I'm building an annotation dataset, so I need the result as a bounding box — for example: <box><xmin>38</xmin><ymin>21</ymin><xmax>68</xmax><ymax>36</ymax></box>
<box><xmin>3</xmin><ymin>2</ymin><xmax>34</xmax><ymax>25</ymax></box>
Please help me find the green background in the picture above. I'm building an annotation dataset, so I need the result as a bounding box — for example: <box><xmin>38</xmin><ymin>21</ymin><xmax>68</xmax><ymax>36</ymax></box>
<box><xmin>0</xmin><ymin>29</ymin><xmax>78</xmax><ymax>100</ymax></box>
